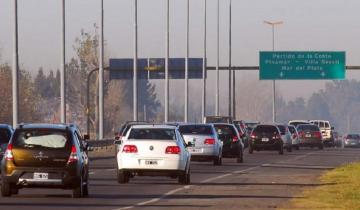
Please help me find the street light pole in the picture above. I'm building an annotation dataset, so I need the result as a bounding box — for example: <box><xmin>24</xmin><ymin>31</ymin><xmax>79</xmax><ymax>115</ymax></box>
<box><xmin>133</xmin><ymin>0</ymin><xmax>138</xmax><ymax>121</ymax></box>
<box><xmin>184</xmin><ymin>0</ymin><xmax>189</xmax><ymax>122</ymax></box>
<box><xmin>165</xmin><ymin>0</ymin><xmax>170</xmax><ymax>122</ymax></box>
<box><xmin>12</xmin><ymin>0</ymin><xmax>19</xmax><ymax>127</ymax></box>
<box><xmin>228</xmin><ymin>0</ymin><xmax>232</xmax><ymax>118</ymax></box>
<box><xmin>202</xmin><ymin>0</ymin><xmax>207</xmax><ymax>121</ymax></box>
<box><xmin>60</xmin><ymin>0</ymin><xmax>66</xmax><ymax>123</ymax></box>
<box><xmin>264</xmin><ymin>20</ymin><xmax>283</xmax><ymax>123</ymax></box>
<box><xmin>215</xmin><ymin>0</ymin><xmax>220</xmax><ymax>116</ymax></box>
<box><xmin>98</xmin><ymin>0</ymin><xmax>104</xmax><ymax>139</ymax></box>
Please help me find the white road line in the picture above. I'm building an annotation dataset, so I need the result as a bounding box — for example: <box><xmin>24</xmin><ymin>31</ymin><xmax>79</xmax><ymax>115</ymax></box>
<box><xmin>112</xmin><ymin>150</ymin><xmax>315</xmax><ymax>210</ymax></box>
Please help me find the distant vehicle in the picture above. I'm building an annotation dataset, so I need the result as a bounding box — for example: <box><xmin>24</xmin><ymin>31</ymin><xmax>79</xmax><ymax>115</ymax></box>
<box><xmin>212</xmin><ymin>123</ymin><xmax>244</xmax><ymax>163</ymax></box>
<box><xmin>332</xmin><ymin>131</ymin><xmax>342</xmax><ymax>147</ymax></box>
<box><xmin>244</xmin><ymin>121</ymin><xmax>260</xmax><ymax>130</ymax></box>
<box><xmin>288</xmin><ymin>120</ymin><xmax>310</xmax><ymax>127</ymax></box>
<box><xmin>249</xmin><ymin>124</ymin><xmax>284</xmax><ymax>155</ymax></box>
<box><xmin>296</xmin><ymin>124</ymin><xmax>324</xmax><ymax>150</ymax></box>
<box><xmin>276</xmin><ymin>124</ymin><xmax>293</xmax><ymax>152</ymax></box>
<box><xmin>178</xmin><ymin>124</ymin><xmax>223</xmax><ymax>165</ymax></box>
<box><xmin>115</xmin><ymin>121</ymin><xmax>150</xmax><ymax>140</ymax></box>
<box><xmin>343</xmin><ymin>134</ymin><xmax>360</xmax><ymax>148</ymax></box>
<box><xmin>204</xmin><ymin>116</ymin><xmax>232</xmax><ymax>124</ymax></box>
<box><xmin>288</xmin><ymin>125</ymin><xmax>300</xmax><ymax>150</ymax></box>
<box><xmin>1</xmin><ymin>123</ymin><xmax>90</xmax><ymax>198</ymax></box>
<box><xmin>309</xmin><ymin>120</ymin><xmax>334</xmax><ymax>146</ymax></box>
<box><xmin>116</xmin><ymin>125</ymin><xmax>191</xmax><ymax>185</ymax></box>
<box><xmin>0</xmin><ymin>124</ymin><xmax>14</xmax><ymax>163</ymax></box>
<box><xmin>233</xmin><ymin>121</ymin><xmax>249</xmax><ymax>148</ymax></box>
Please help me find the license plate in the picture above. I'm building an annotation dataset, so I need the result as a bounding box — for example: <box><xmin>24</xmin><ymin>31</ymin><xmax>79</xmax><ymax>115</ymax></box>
<box><xmin>191</xmin><ymin>148</ymin><xmax>202</xmax><ymax>153</ymax></box>
<box><xmin>262</xmin><ymin>138</ymin><xmax>269</xmax><ymax>142</ymax></box>
<box><xmin>145</xmin><ymin>160</ymin><xmax>158</xmax><ymax>165</ymax></box>
<box><xmin>33</xmin><ymin>172</ymin><xmax>48</xmax><ymax>180</ymax></box>
<box><xmin>305</xmin><ymin>134</ymin><xmax>311</xmax><ymax>137</ymax></box>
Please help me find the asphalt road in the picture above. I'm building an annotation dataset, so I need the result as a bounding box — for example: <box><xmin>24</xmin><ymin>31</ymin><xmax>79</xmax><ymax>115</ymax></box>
<box><xmin>1</xmin><ymin>147</ymin><xmax>359</xmax><ymax>210</ymax></box>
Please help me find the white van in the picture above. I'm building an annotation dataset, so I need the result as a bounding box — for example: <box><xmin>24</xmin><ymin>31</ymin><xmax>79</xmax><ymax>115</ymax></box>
<box><xmin>309</xmin><ymin>120</ymin><xmax>333</xmax><ymax>143</ymax></box>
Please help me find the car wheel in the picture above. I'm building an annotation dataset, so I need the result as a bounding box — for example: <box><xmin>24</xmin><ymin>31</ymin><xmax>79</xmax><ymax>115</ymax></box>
<box><xmin>213</xmin><ymin>154</ymin><xmax>222</xmax><ymax>166</ymax></box>
<box><xmin>287</xmin><ymin>146</ymin><xmax>292</xmax><ymax>152</ymax></box>
<box><xmin>279</xmin><ymin>146</ymin><xmax>284</xmax><ymax>155</ymax></box>
<box><xmin>248</xmin><ymin>146</ymin><xmax>253</xmax><ymax>154</ymax></box>
<box><xmin>178</xmin><ymin>167</ymin><xmax>190</xmax><ymax>185</ymax></box>
<box><xmin>319</xmin><ymin>144</ymin><xmax>324</xmax><ymax>150</ymax></box>
<box><xmin>117</xmin><ymin>170</ymin><xmax>130</xmax><ymax>184</ymax></box>
<box><xmin>1</xmin><ymin>180</ymin><xmax>12</xmax><ymax>197</ymax></box>
<box><xmin>237</xmin><ymin>150</ymin><xmax>244</xmax><ymax>163</ymax></box>
<box><xmin>72</xmin><ymin>176</ymin><xmax>83</xmax><ymax>198</ymax></box>
<box><xmin>82</xmin><ymin>173</ymin><xmax>89</xmax><ymax>197</ymax></box>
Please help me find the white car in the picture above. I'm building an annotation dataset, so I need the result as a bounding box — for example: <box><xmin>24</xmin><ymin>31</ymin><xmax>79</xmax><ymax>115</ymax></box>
<box><xmin>178</xmin><ymin>124</ymin><xmax>223</xmax><ymax>165</ymax></box>
<box><xmin>288</xmin><ymin>125</ymin><xmax>300</xmax><ymax>150</ymax></box>
<box><xmin>116</xmin><ymin>124</ymin><xmax>191</xmax><ymax>185</ymax></box>
<box><xmin>276</xmin><ymin>124</ymin><xmax>293</xmax><ymax>152</ymax></box>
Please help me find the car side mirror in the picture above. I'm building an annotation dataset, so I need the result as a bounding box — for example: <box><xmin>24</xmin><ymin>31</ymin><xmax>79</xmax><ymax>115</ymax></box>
<box><xmin>84</xmin><ymin>134</ymin><xmax>90</xmax><ymax>140</ymax></box>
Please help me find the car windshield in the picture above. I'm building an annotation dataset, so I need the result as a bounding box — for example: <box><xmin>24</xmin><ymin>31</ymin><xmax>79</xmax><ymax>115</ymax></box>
<box><xmin>179</xmin><ymin>125</ymin><xmax>213</xmax><ymax>135</ymax></box>
<box><xmin>128</xmin><ymin>128</ymin><xmax>176</xmax><ymax>140</ymax></box>
<box><xmin>0</xmin><ymin>128</ymin><xmax>11</xmax><ymax>144</ymax></box>
<box><xmin>277</xmin><ymin>125</ymin><xmax>286</xmax><ymax>135</ymax></box>
<box><xmin>297</xmin><ymin>125</ymin><xmax>320</xmax><ymax>131</ymax></box>
<box><xmin>254</xmin><ymin>125</ymin><xmax>278</xmax><ymax>134</ymax></box>
<box><xmin>13</xmin><ymin>129</ymin><xmax>70</xmax><ymax>149</ymax></box>
<box><xmin>213</xmin><ymin>125</ymin><xmax>236</xmax><ymax>136</ymax></box>
<box><xmin>347</xmin><ymin>134</ymin><xmax>360</xmax><ymax>139</ymax></box>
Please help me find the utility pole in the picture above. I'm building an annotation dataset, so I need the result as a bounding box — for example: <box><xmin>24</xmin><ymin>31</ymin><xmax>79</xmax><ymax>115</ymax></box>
<box><xmin>228</xmin><ymin>0</ymin><xmax>232</xmax><ymax>117</ymax></box>
<box><xmin>133</xmin><ymin>0</ymin><xmax>138</xmax><ymax>121</ymax></box>
<box><xmin>202</xmin><ymin>0</ymin><xmax>207</xmax><ymax>121</ymax></box>
<box><xmin>215</xmin><ymin>0</ymin><xmax>220</xmax><ymax>116</ymax></box>
<box><xmin>184</xmin><ymin>0</ymin><xmax>189</xmax><ymax>122</ymax></box>
<box><xmin>165</xmin><ymin>0</ymin><xmax>170</xmax><ymax>122</ymax></box>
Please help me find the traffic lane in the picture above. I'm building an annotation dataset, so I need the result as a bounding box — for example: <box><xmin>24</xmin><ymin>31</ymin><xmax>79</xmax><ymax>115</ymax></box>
<box><xmin>134</xmin><ymin>148</ymin><xmax>360</xmax><ymax>210</ymax></box>
<box><xmin>0</xmin><ymin>153</ymin><xmax>263</xmax><ymax>210</ymax></box>
<box><xmin>0</xmin><ymin>149</ymin><xmax>336</xmax><ymax>210</ymax></box>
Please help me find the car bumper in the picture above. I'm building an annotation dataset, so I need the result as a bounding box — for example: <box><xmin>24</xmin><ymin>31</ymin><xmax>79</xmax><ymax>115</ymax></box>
<box><xmin>188</xmin><ymin>146</ymin><xmax>218</xmax><ymax>159</ymax></box>
<box><xmin>299</xmin><ymin>138</ymin><xmax>322</xmax><ymax>146</ymax></box>
<box><xmin>117</xmin><ymin>155</ymin><xmax>185</xmax><ymax>171</ymax></box>
<box><xmin>222</xmin><ymin>143</ymin><xmax>241</xmax><ymax>157</ymax></box>
<box><xmin>119</xmin><ymin>169</ymin><xmax>184</xmax><ymax>177</ymax></box>
<box><xmin>251</xmin><ymin>141</ymin><xmax>282</xmax><ymax>150</ymax></box>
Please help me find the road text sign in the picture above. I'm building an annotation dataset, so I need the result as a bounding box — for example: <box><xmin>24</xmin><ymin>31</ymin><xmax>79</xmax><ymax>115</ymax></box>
<box><xmin>259</xmin><ymin>51</ymin><xmax>345</xmax><ymax>80</ymax></box>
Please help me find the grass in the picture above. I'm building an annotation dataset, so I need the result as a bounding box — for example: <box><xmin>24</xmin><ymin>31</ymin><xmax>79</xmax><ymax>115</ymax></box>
<box><xmin>282</xmin><ymin>162</ymin><xmax>360</xmax><ymax>210</ymax></box>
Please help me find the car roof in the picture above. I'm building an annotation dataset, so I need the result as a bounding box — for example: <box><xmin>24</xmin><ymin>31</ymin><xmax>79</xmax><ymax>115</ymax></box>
<box><xmin>130</xmin><ymin>124</ymin><xmax>177</xmax><ymax>129</ymax></box>
<box><xmin>178</xmin><ymin>123</ymin><xmax>212</xmax><ymax>127</ymax></box>
<box><xmin>16</xmin><ymin>123</ymin><xmax>75</xmax><ymax>131</ymax></box>
<box><xmin>0</xmin><ymin>124</ymin><xmax>13</xmax><ymax>129</ymax></box>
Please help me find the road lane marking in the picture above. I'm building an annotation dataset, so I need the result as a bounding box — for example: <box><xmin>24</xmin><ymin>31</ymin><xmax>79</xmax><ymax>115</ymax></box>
<box><xmin>112</xmin><ymin>150</ymin><xmax>316</xmax><ymax>210</ymax></box>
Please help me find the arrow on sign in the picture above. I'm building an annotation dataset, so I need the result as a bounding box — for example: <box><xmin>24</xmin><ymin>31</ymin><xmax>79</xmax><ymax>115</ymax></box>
<box><xmin>321</xmin><ymin>72</ymin><xmax>326</xmax><ymax>77</ymax></box>
<box><xmin>279</xmin><ymin>72</ymin><xmax>284</xmax><ymax>78</ymax></box>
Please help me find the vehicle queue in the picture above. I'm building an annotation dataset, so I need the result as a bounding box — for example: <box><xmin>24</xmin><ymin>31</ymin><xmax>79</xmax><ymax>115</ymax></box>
<box><xmin>0</xmin><ymin>118</ymin><xmax>348</xmax><ymax>197</ymax></box>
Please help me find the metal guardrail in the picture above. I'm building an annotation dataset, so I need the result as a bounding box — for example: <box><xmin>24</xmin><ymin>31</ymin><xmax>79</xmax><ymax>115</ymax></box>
<box><xmin>86</xmin><ymin>139</ymin><xmax>114</xmax><ymax>148</ymax></box>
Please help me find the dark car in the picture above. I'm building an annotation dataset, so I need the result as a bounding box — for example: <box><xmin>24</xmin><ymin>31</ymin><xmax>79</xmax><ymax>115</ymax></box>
<box><xmin>115</xmin><ymin>121</ymin><xmax>149</xmax><ymax>140</ymax></box>
<box><xmin>212</xmin><ymin>123</ymin><xmax>244</xmax><ymax>163</ymax></box>
<box><xmin>1</xmin><ymin>123</ymin><xmax>90</xmax><ymax>198</ymax></box>
<box><xmin>249</xmin><ymin>124</ymin><xmax>284</xmax><ymax>155</ymax></box>
<box><xmin>343</xmin><ymin>134</ymin><xmax>360</xmax><ymax>147</ymax></box>
<box><xmin>0</xmin><ymin>124</ymin><xmax>14</xmax><ymax>162</ymax></box>
<box><xmin>233</xmin><ymin>122</ymin><xmax>249</xmax><ymax>148</ymax></box>
<box><xmin>296</xmin><ymin>124</ymin><xmax>323</xmax><ymax>149</ymax></box>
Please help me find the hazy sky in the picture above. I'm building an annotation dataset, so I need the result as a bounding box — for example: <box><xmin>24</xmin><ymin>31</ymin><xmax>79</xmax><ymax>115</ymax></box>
<box><xmin>1</xmin><ymin>0</ymin><xmax>360</xmax><ymax>105</ymax></box>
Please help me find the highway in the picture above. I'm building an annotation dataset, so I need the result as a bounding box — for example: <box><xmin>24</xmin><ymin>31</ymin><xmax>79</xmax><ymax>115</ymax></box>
<box><xmin>0</xmin><ymin>147</ymin><xmax>359</xmax><ymax>210</ymax></box>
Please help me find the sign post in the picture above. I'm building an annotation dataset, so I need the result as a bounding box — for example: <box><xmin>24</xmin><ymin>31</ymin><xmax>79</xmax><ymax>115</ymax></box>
<box><xmin>260</xmin><ymin>51</ymin><xmax>346</xmax><ymax>80</ymax></box>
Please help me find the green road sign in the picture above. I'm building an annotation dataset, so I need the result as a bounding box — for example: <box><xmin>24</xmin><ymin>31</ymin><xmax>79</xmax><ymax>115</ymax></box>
<box><xmin>259</xmin><ymin>51</ymin><xmax>346</xmax><ymax>80</ymax></box>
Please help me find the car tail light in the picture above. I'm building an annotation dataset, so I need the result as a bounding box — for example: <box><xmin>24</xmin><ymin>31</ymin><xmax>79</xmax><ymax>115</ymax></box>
<box><xmin>204</xmin><ymin>138</ymin><xmax>216</xmax><ymax>145</ymax></box>
<box><xmin>165</xmin><ymin>146</ymin><xmax>181</xmax><ymax>154</ymax></box>
<box><xmin>314</xmin><ymin>131</ymin><xmax>322</xmax><ymax>138</ymax></box>
<box><xmin>232</xmin><ymin>136</ymin><xmax>239</xmax><ymax>142</ymax></box>
<box><xmin>122</xmin><ymin>145</ymin><xmax>138</xmax><ymax>153</ymax></box>
<box><xmin>250</xmin><ymin>132</ymin><xmax>257</xmax><ymax>139</ymax></box>
<box><xmin>67</xmin><ymin>145</ymin><xmax>78</xmax><ymax>163</ymax></box>
<box><xmin>4</xmin><ymin>144</ymin><xmax>14</xmax><ymax>161</ymax></box>
<box><xmin>299</xmin><ymin>131</ymin><xmax>305</xmax><ymax>138</ymax></box>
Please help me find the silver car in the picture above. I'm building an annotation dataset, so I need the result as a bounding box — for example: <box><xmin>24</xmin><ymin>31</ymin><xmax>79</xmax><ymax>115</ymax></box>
<box><xmin>178</xmin><ymin>124</ymin><xmax>223</xmax><ymax>165</ymax></box>
<box><xmin>288</xmin><ymin>125</ymin><xmax>300</xmax><ymax>150</ymax></box>
<box><xmin>276</xmin><ymin>124</ymin><xmax>293</xmax><ymax>152</ymax></box>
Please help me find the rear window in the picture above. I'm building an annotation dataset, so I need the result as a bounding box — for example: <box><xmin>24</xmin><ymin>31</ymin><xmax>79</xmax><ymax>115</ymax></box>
<box><xmin>288</xmin><ymin>126</ymin><xmax>296</xmax><ymax>134</ymax></box>
<box><xmin>0</xmin><ymin>128</ymin><xmax>11</xmax><ymax>144</ymax></box>
<box><xmin>277</xmin><ymin>125</ymin><xmax>287</xmax><ymax>135</ymax></box>
<box><xmin>213</xmin><ymin>124</ymin><xmax>236</xmax><ymax>136</ymax></box>
<box><xmin>296</xmin><ymin>125</ymin><xmax>320</xmax><ymax>132</ymax></box>
<box><xmin>179</xmin><ymin>125</ymin><xmax>213</xmax><ymax>135</ymax></box>
<box><xmin>128</xmin><ymin>128</ymin><xmax>176</xmax><ymax>140</ymax></box>
<box><xmin>254</xmin><ymin>125</ymin><xmax>278</xmax><ymax>134</ymax></box>
<box><xmin>347</xmin><ymin>134</ymin><xmax>360</xmax><ymax>139</ymax></box>
<box><xmin>13</xmin><ymin>129</ymin><xmax>70</xmax><ymax>149</ymax></box>
<box><xmin>289</xmin><ymin>121</ymin><xmax>310</xmax><ymax>127</ymax></box>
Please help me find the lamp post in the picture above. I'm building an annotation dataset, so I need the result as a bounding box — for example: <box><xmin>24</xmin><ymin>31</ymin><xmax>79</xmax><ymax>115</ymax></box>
<box><xmin>60</xmin><ymin>0</ymin><xmax>66</xmax><ymax>123</ymax></box>
<box><xmin>184</xmin><ymin>0</ymin><xmax>189</xmax><ymax>122</ymax></box>
<box><xmin>215</xmin><ymin>0</ymin><xmax>220</xmax><ymax>116</ymax></box>
<box><xmin>263</xmin><ymin>20</ymin><xmax>283</xmax><ymax>123</ymax></box>
<box><xmin>201</xmin><ymin>0</ymin><xmax>207</xmax><ymax>121</ymax></box>
<box><xmin>12</xmin><ymin>0</ymin><xmax>19</xmax><ymax>127</ymax></box>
